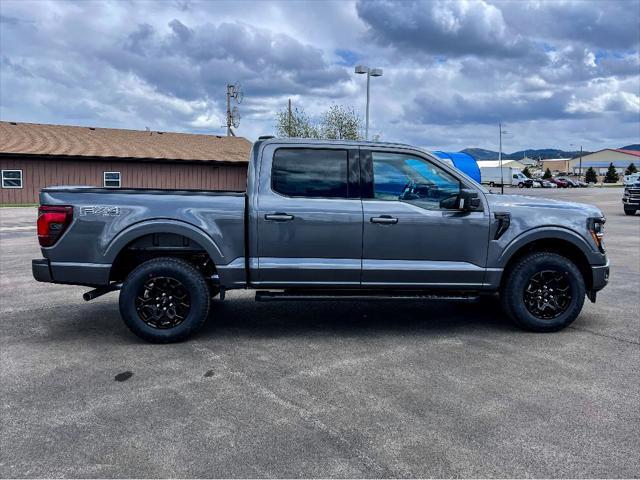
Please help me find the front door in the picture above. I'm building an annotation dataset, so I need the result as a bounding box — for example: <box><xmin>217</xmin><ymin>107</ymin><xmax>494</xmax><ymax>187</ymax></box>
<box><xmin>255</xmin><ymin>145</ymin><xmax>363</xmax><ymax>287</ymax></box>
<box><xmin>361</xmin><ymin>149</ymin><xmax>491</xmax><ymax>288</ymax></box>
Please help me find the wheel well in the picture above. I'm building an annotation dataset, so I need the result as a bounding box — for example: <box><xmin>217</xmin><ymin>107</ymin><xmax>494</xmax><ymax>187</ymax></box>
<box><xmin>110</xmin><ymin>233</ymin><xmax>217</xmax><ymax>282</ymax></box>
<box><xmin>501</xmin><ymin>238</ymin><xmax>592</xmax><ymax>290</ymax></box>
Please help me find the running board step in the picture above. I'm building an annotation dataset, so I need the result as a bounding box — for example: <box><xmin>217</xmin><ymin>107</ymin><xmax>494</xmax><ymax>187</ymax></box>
<box><xmin>255</xmin><ymin>291</ymin><xmax>480</xmax><ymax>302</ymax></box>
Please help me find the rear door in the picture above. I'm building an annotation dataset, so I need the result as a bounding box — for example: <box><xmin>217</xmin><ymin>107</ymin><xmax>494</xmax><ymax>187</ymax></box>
<box><xmin>360</xmin><ymin>149</ymin><xmax>491</xmax><ymax>288</ymax></box>
<box><xmin>255</xmin><ymin>144</ymin><xmax>363</xmax><ymax>287</ymax></box>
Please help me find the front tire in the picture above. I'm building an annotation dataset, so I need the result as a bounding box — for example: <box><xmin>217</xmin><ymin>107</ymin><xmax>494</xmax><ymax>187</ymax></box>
<box><xmin>500</xmin><ymin>252</ymin><xmax>585</xmax><ymax>332</ymax></box>
<box><xmin>624</xmin><ymin>208</ymin><xmax>637</xmax><ymax>216</ymax></box>
<box><xmin>119</xmin><ymin>257</ymin><xmax>210</xmax><ymax>343</ymax></box>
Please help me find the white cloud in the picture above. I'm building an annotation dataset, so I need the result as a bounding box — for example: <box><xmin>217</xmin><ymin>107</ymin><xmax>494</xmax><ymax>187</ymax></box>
<box><xmin>0</xmin><ymin>0</ymin><xmax>638</xmax><ymax>151</ymax></box>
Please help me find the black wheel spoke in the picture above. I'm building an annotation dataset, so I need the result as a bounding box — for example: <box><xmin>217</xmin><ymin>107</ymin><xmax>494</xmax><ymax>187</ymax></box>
<box><xmin>523</xmin><ymin>269</ymin><xmax>573</xmax><ymax>320</ymax></box>
<box><xmin>134</xmin><ymin>276</ymin><xmax>191</xmax><ymax>329</ymax></box>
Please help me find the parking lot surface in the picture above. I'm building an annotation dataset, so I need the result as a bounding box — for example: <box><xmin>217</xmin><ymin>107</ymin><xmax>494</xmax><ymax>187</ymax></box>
<box><xmin>1</xmin><ymin>187</ymin><xmax>638</xmax><ymax>477</ymax></box>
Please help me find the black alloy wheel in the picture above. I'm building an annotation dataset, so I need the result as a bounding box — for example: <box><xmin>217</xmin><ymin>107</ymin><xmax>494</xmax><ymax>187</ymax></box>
<box><xmin>135</xmin><ymin>276</ymin><xmax>191</xmax><ymax>329</ymax></box>
<box><xmin>119</xmin><ymin>257</ymin><xmax>210</xmax><ymax>343</ymax></box>
<box><xmin>523</xmin><ymin>269</ymin><xmax>572</xmax><ymax>320</ymax></box>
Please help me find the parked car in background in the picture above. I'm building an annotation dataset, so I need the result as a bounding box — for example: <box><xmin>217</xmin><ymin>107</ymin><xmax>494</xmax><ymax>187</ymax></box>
<box><xmin>539</xmin><ymin>179</ymin><xmax>558</xmax><ymax>188</ymax></box>
<box><xmin>558</xmin><ymin>177</ymin><xmax>588</xmax><ymax>188</ymax></box>
<box><xmin>623</xmin><ymin>173</ymin><xmax>640</xmax><ymax>186</ymax></box>
<box><xmin>622</xmin><ymin>181</ymin><xmax>640</xmax><ymax>215</ymax></box>
<box><xmin>548</xmin><ymin>177</ymin><xmax>570</xmax><ymax>188</ymax></box>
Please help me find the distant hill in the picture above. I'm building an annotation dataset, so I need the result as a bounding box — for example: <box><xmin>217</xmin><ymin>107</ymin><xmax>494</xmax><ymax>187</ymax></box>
<box><xmin>459</xmin><ymin>148</ymin><xmax>499</xmax><ymax>160</ymax></box>
<box><xmin>620</xmin><ymin>144</ymin><xmax>640</xmax><ymax>151</ymax></box>
<box><xmin>461</xmin><ymin>148</ymin><xmax>592</xmax><ymax>161</ymax></box>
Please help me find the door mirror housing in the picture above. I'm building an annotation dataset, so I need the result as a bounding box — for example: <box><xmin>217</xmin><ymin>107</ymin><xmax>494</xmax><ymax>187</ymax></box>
<box><xmin>458</xmin><ymin>189</ymin><xmax>481</xmax><ymax>211</ymax></box>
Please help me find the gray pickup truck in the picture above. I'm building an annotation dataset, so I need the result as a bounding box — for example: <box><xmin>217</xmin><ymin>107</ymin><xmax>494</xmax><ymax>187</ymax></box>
<box><xmin>33</xmin><ymin>138</ymin><xmax>609</xmax><ymax>342</ymax></box>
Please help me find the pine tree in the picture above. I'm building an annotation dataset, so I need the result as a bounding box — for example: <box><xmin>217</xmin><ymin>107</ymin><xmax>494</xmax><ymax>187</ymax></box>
<box><xmin>625</xmin><ymin>163</ymin><xmax>637</xmax><ymax>175</ymax></box>
<box><xmin>522</xmin><ymin>166</ymin><xmax>532</xmax><ymax>178</ymax></box>
<box><xmin>604</xmin><ymin>163</ymin><xmax>619</xmax><ymax>183</ymax></box>
<box><xmin>543</xmin><ymin>168</ymin><xmax>552</xmax><ymax>179</ymax></box>
<box><xmin>585</xmin><ymin>167</ymin><xmax>598</xmax><ymax>183</ymax></box>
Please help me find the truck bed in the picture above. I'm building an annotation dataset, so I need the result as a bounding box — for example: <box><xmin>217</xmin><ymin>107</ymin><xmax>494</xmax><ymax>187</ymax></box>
<box><xmin>38</xmin><ymin>186</ymin><xmax>246</xmax><ymax>286</ymax></box>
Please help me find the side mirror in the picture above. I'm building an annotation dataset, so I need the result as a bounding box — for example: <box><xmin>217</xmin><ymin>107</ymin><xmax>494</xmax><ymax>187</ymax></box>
<box><xmin>457</xmin><ymin>189</ymin><xmax>481</xmax><ymax>211</ymax></box>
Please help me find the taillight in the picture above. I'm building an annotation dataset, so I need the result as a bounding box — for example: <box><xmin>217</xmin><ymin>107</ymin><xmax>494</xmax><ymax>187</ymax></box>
<box><xmin>37</xmin><ymin>205</ymin><xmax>73</xmax><ymax>247</ymax></box>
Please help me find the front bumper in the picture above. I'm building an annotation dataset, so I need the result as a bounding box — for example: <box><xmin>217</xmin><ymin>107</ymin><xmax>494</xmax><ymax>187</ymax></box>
<box><xmin>622</xmin><ymin>197</ymin><xmax>640</xmax><ymax>206</ymax></box>
<box><xmin>591</xmin><ymin>259</ymin><xmax>610</xmax><ymax>292</ymax></box>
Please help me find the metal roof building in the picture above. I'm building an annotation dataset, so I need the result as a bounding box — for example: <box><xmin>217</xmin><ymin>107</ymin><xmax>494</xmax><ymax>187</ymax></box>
<box><xmin>0</xmin><ymin>122</ymin><xmax>251</xmax><ymax>204</ymax></box>
<box><xmin>569</xmin><ymin>149</ymin><xmax>640</xmax><ymax>175</ymax></box>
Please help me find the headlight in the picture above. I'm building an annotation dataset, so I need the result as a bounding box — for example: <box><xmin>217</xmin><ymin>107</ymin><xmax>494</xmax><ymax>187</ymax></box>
<box><xmin>587</xmin><ymin>217</ymin><xmax>606</xmax><ymax>253</ymax></box>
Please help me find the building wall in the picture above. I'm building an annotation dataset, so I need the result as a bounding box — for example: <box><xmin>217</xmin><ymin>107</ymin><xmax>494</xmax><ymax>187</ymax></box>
<box><xmin>0</xmin><ymin>156</ymin><xmax>248</xmax><ymax>204</ymax></box>
<box><xmin>569</xmin><ymin>150</ymin><xmax>639</xmax><ymax>174</ymax></box>
<box><xmin>541</xmin><ymin>159</ymin><xmax>571</xmax><ymax>173</ymax></box>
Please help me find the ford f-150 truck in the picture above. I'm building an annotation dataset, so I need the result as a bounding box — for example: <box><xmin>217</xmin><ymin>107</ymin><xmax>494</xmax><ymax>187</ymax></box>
<box><xmin>32</xmin><ymin>138</ymin><xmax>609</xmax><ymax>342</ymax></box>
<box><xmin>622</xmin><ymin>180</ymin><xmax>640</xmax><ymax>215</ymax></box>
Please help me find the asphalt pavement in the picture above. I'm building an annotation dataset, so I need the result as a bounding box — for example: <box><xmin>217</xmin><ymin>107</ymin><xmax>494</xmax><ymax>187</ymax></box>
<box><xmin>1</xmin><ymin>187</ymin><xmax>638</xmax><ymax>477</ymax></box>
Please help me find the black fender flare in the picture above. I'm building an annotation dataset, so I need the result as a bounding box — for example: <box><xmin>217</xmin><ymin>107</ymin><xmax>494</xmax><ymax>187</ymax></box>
<box><xmin>104</xmin><ymin>219</ymin><xmax>226</xmax><ymax>267</ymax></box>
<box><xmin>496</xmin><ymin>226</ymin><xmax>598</xmax><ymax>269</ymax></box>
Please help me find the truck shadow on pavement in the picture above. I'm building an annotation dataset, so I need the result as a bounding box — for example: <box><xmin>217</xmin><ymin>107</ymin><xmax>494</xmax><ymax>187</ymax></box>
<box><xmin>194</xmin><ymin>296</ymin><xmax>516</xmax><ymax>340</ymax></box>
<box><xmin>39</xmin><ymin>295</ymin><xmax>516</xmax><ymax>345</ymax></box>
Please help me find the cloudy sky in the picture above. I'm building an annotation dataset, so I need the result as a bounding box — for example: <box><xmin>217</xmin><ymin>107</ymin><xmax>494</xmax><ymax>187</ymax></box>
<box><xmin>1</xmin><ymin>0</ymin><xmax>639</xmax><ymax>151</ymax></box>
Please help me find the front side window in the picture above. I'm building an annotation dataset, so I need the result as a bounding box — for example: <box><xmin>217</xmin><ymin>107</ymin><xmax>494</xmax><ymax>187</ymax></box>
<box><xmin>103</xmin><ymin>171</ymin><xmax>121</xmax><ymax>188</ymax></box>
<box><xmin>272</xmin><ymin>148</ymin><xmax>348</xmax><ymax>198</ymax></box>
<box><xmin>1</xmin><ymin>170</ymin><xmax>23</xmax><ymax>188</ymax></box>
<box><xmin>371</xmin><ymin>152</ymin><xmax>460</xmax><ymax>210</ymax></box>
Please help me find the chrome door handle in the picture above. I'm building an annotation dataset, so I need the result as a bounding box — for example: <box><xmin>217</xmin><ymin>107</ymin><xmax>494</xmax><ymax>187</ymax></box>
<box><xmin>265</xmin><ymin>213</ymin><xmax>294</xmax><ymax>222</ymax></box>
<box><xmin>370</xmin><ymin>215</ymin><xmax>398</xmax><ymax>225</ymax></box>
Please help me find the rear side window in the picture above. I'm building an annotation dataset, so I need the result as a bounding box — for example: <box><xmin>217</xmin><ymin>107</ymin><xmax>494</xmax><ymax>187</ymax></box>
<box><xmin>272</xmin><ymin>148</ymin><xmax>348</xmax><ymax>198</ymax></box>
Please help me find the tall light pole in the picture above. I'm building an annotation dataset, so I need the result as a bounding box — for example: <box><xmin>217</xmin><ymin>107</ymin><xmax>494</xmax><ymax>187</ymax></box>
<box><xmin>355</xmin><ymin>65</ymin><xmax>383</xmax><ymax>140</ymax></box>
<box><xmin>499</xmin><ymin>122</ymin><xmax>508</xmax><ymax>194</ymax></box>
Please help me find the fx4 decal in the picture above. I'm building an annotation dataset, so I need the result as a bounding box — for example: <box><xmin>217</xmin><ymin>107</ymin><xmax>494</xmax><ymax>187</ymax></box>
<box><xmin>80</xmin><ymin>206</ymin><xmax>121</xmax><ymax>217</ymax></box>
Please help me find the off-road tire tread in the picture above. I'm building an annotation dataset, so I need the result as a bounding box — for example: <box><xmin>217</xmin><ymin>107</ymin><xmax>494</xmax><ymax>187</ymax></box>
<box><xmin>119</xmin><ymin>257</ymin><xmax>210</xmax><ymax>343</ymax></box>
<box><xmin>500</xmin><ymin>252</ymin><xmax>585</xmax><ymax>332</ymax></box>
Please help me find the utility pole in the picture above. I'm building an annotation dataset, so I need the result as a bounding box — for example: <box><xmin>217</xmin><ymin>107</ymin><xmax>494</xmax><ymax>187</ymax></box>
<box><xmin>288</xmin><ymin>98</ymin><xmax>292</xmax><ymax>137</ymax></box>
<box><xmin>579</xmin><ymin>145</ymin><xmax>583</xmax><ymax>180</ymax></box>
<box><xmin>226</xmin><ymin>84</ymin><xmax>232</xmax><ymax>136</ymax></box>
<box><xmin>570</xmin><ymin>143</ymin><xmax>584</xmax><ymax>179</ymax></box>
<box><xmin>499</xmin><ymin>121</ymin><xmax>504</xmax><ymax>194</ymax></box>
<box><xmin>225</xmin><ymin>83</ymin><xmax>243</xmax><ymax>136</ymax></box>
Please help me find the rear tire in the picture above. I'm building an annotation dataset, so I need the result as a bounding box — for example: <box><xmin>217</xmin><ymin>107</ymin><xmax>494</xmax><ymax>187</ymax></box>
<box><xmin>119</xmin><ymin>257</ymin><xmax>210</xmax><ymax>343</ymax></box>
<box><xmin>624</xmin><ymin>208</ymin><xmax>637</xmax><ymax>216</ymax></box>
<box><xmin>500</xmin><ymin>252</ymin><xmax>585</xmax><ymax>332</ymax></box>
<box><xmin>518</xmin><ymin>182</ymin><xmax>524</xmax><ymax>188</ymax></box>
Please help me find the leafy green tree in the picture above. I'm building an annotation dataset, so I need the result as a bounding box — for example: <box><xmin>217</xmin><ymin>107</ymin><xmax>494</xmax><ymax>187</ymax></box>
<box><xmin>275</xmin><ymin>105</ymin><xmax>319</xmax><ymax>138</ymax></box>
<box><xmin>522</xmin><ymin>166</ymin><xmax>532</xmax><ymax>178</ymax></box>
<box><xmin>319</xmin><ymin>104</ymin><xmax>363</xmax><ymax>140</ymax></box>
<box><xmin>585</xmin><ymin>167</ymin><xmax>598</xmax><ymax>183</ymax></box>
<box><xmin>604</xmin><ymin>163</ymin><xmax>619</xmax><ymax>183</ymax></box>
<box><xmin>625</xmin><ymin>162</ymin><xmax>637</xmax><ymax>175</ymax></box>
<box><xmin>543</xmin><ymin>168</ymin><xmax>552</xmax><ymax>179</ymax></box>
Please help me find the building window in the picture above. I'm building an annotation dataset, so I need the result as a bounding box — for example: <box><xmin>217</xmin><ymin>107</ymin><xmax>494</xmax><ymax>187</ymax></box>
<box><xmin>103</xmin><ymin>171</ymin><xmax>121</xmax><ymax>188</ymax></box>
<box><xmin>1</xmin><ymin>170</ymin><xmax>23</xmax><ymax>189</ymax></box>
